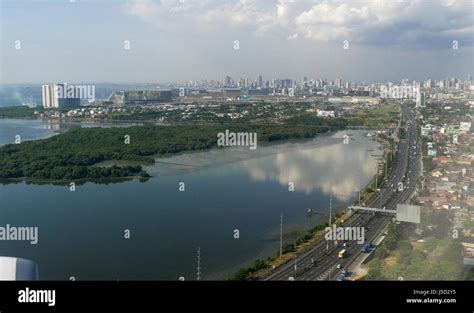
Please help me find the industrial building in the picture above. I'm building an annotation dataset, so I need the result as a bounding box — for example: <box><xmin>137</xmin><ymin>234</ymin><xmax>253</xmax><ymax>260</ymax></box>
<box><xmin>108</xmin><ymin>90</ymin><xmax>173</xmax><ymax>106</ymax></box>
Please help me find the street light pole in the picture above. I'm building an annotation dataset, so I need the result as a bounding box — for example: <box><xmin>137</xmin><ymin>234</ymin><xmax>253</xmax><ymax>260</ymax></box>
<box><xmin>329</xmin><ymin>195</ymin><xmax>332</xmax><ymax>226</ymax></box>
<box><xmin>280</xmin><ymin>213</ymin><xmax>283</xmax><ymax>259</ymax></box>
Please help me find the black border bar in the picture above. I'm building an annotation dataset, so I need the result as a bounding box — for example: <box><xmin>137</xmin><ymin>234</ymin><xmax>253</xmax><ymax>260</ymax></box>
<box><xmin>0</xmin><ymin>281</ymin><xmax>472</xmax><ymax>313</ymax></box>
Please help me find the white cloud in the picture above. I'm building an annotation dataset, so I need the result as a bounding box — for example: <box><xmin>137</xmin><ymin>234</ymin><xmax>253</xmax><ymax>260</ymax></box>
<box><xmin>123</xmin><ymin>0</ymin><xmax>473</xmax><ymax>48</ymax></box>
<box><xmin>123</xmin><ymin>0</ymin><xmax>210</xmax><ymax>31</ymax></box>
<box><xmin>287</xmin><ymin>33</ymin><xmax>298</xmax><ymax>40</ymax></box>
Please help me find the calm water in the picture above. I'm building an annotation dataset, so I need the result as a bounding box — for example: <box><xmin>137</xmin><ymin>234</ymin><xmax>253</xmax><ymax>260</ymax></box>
<box><xmin>0</xmin><ymin>119</ymin><xmax>381</xmax><ymax>280</ymax></box>
<box><xmin>0</xmin><ymin>118</ymin><xmax>141</xmax><ymax>145</ymax></box>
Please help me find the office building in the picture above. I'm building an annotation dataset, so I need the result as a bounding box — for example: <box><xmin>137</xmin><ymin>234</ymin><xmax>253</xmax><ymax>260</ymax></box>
<box><xmin>416</xmin><ymin>91</ymin><xmax>425</xmax><ymax>108</ymax></box>
<box><xmin>42</xmin><ymin>84</ymin><xmax>81</xmax><ymax>109</ymax></box>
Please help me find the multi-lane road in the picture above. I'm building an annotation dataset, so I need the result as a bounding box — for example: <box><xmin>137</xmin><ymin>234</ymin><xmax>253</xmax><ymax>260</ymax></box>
<box><xmin>266</xmin><ymin>105</ymin><xmax>420</xmax><ymax>281</ymax></box>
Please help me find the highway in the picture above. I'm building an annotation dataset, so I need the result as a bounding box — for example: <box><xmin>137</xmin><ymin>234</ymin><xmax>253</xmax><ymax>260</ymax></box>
<box><xmin>266</xmin><ymin>105</ymin><xmax>420</xmax><ymax>281</ymax></box>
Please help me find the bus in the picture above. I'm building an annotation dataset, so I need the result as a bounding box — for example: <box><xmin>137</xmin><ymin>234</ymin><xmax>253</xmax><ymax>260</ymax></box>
<box><xmin>338</xmin><ymin>249</ymin><xmax>346</xmax><ymax>258</ymax></box>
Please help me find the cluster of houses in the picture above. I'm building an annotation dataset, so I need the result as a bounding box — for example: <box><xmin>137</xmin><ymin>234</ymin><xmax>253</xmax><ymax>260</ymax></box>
<box><xmin>416</xmin><ymin>117</ymin><xmax>473</xmax><ymax>265</ymax></box>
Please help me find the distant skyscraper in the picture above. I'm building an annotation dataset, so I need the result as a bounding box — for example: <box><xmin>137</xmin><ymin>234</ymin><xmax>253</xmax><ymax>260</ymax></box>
<box><xmin>335</xmin><ymin>78</ymin><xmax>342</xmax><ymax>88</ymax></box>
<box><xmin>42</xmin><ymin>84</ymin><xmax>58</xmax><ymax>108</ymax></box>
<box><xmin>223</xmin><ymin>76</ymin><xmax>233</xmax><ymax>87</ymax></box>
<box><xmin>416</xmin><ymin>91</ymin><xmax>425</xmax><ymax>108</ymax></box>
<box><xmin>281</xmin><ymin>79</ymin><xmax>293</xmax><ymax>88</ymax></box>
<box><xmin>450</xmin><ymin>77</ymin><xmax>457</xmax><ymax>88</ymax></box>
<box><xmin>257</xmin><ymin>75</ymin><xmax>263</xmax><ymax>87</ymax></box>
<box><xmin>42</xmin><ymin>83</ymin><xmax>81</xmax><ymax>109</ymax></box>
<box><xmin>316</xmin><ymin>79</ymin><xmax>323</xmax><ymax>88</ymax></box>
<box><xmin>246</xmin><ymin>78</ymin><xmax>251</xmax><ymax>88</ymax></box>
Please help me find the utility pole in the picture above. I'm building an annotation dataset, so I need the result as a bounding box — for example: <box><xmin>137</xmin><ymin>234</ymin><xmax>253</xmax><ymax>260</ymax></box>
<box><xmin>294</xmin><ymin>256</ymin><xmax>297</xmax><ymax>276</ymax></box>
<box><xmin>280</xmin><ymin>213</ymin><xmax>283</xmax><ymax>259</ymax></box>
<box><xmin>329</xmin><ymin>195</ymin><xmax>332</xmax><ymax>226</ymax></box>
<box><xmin>330</xmin><ymin>195</ymin><xmax>336</xmax><ymax>248</ymax></box>
<box><xmin>358</xmin><ymin>173</ymin><xmax>361</xmax><ymax>205</ymax></box>
<box><xmin>390</xmin><ymin>141</ymin><xmax>393</xmax><ymax>161</ymax></box>
<box><xmin>196</xmin><ymin>247</ymin><xmax>201</xmax><ymax>281</ymax></box>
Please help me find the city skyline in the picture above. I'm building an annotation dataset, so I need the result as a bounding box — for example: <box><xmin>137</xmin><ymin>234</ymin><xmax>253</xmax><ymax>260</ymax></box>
<box><xmin>1</xmin><ymin>0</ymin><xmax>473</xmax><ymax>84</ymax></box>
<box><xmin>0</xmin><ymin>73</ymin><xmax>472</xmax><ymax>86</ymax></box>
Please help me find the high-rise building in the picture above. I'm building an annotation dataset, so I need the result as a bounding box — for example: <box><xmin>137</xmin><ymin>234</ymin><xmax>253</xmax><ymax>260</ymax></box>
<box><xmin>257</xmin><ymin>75</ymin><xmax>263</xmax><ymax>87</ymax></box>
<box><xmin>335</xmin><ymin>78</ymin><xmax>342</xmax><ymax>89</ymax></box>
<box><xmin>246</xmin><ymin>78</ymin><xmax>251</xmax><ymax>88</ymax></box>
<box><xmin>416</xmin><ymin>91</ymin><xmax>425</xmax><ymax>108</ymax></box>
<box><xmin>450</xmin><ymin>78</ymin><xmax>457</xmax><ymax>88</ymax></box>
<box><xmin>42</xmin><ymin>84</ymin><xmax>58</xmax><ymax>108</ymax></box>
<box><xmin>42</xmin><ymin>83</ymin><xmax>81</xmax><ymax>109</ymax></box>
<box><xmin>281</xmin><ymin>79</ymin><xmax>293</xmax><ymax>88</ymax></box>
<box><xmin>42</xmin><ymin>84</ymin><xmax>81</xmax><ymax>109</ymax></box>
<box><xmin>223</xmin><ymin>76</ymin><xmax>234</xmax><ymax>87</ymax></box>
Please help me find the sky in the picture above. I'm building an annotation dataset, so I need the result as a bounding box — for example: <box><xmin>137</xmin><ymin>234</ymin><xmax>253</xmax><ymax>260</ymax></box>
<box><xmin>0</xmin><ymin>0</ymin><xmax>473</xmax><ymax>84</ymax></box>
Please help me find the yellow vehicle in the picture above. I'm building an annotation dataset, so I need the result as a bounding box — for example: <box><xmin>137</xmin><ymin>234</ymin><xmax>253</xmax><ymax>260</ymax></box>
<box><xmin>338</xmin><ymin>249</ymin><xmax>346</xmax><ymax>258</ymax></box>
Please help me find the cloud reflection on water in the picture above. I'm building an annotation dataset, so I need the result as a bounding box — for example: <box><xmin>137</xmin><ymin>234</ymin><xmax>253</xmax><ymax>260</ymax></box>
<box><xmin>241</xmin><ymin>133</ymin><xmax>381</xmax><ymax>201</ymax></box>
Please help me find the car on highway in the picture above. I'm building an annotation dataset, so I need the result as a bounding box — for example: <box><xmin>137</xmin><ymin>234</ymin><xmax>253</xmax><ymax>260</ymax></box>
<box><xmin>337</xmin><ymin>274</ymin><xmax>345</xmax><ymax>281</ymax></box>
<box><xmin>361</xmin><ymin>242</ymin><xmax>372</xmax><ymax>253</ymax></box>
<box><xmin>338</xmin><ymin>249</ymin><xmax>346</xmax><ymax>258</ymax></box>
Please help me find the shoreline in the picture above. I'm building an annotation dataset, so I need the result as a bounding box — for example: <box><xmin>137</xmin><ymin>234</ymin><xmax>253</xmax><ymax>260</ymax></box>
<box><xmin>0</xmin><ymin>133</ymin><xmax>339</xmax><ymax>185</ymax></box>
<box><xmin>0</xmin><ymin>125</ymin><xmax>351</xmax><ymax>185</ymax></box>
<box><xmin>3</xmin><ymin>129</ymin><xmax>375</xmax><ymax>186</ymax></box>
<box><xmin>0</xmin><ymin>120</ymin><xmax>387</xmax><ymax>280</ymax></box>
<box><xmin>226</xmin><ymin>132</ymin><xmax>392</xmax><ymax>280</ymax></box>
